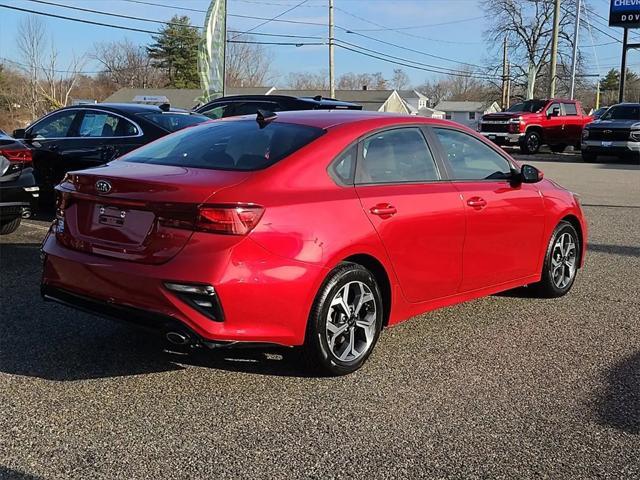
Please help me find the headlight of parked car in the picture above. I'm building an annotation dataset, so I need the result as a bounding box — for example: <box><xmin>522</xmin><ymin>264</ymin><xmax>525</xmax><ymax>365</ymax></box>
<box><xmin>629</xmin><ymin>130</ymin><xmax>640</xmax><ymax>142</ymax></box>
<box><xmin>582</xmin><ymin>129</ymin><xmax>589</xmax><ymax>140</ymax></box>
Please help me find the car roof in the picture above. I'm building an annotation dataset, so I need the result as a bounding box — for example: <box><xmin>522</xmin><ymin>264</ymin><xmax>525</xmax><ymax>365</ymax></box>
<box><xmin>60</xmin><ymin>103</ymin><xmax>195</xmax><ymax>114</ymax></box>
<box><xmin>199</xmin><ymin>94</ymin><xmax>360</xmax><ymax>109</ymax></box>
<box><xmin>223</xmin><ymin>109</ymin><xmax>460</xmax><ymax>130</ymax></box>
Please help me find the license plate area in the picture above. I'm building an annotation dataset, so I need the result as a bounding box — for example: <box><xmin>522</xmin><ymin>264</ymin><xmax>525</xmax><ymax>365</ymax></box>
<box><xmin>98</xmin><ymin>205</ymin><xmax>126</xmax><ymax>227</ymax></box>
<box><xmin>601</xmin><ymin>141</ymin><xmax>613</xmax><ymax>147</ymax></box>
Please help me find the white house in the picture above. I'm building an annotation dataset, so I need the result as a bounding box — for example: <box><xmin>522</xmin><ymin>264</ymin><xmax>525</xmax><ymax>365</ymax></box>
<box><xmin>434</xmin><ymin>101</ymin><xmax>501</xmax><ymax>129</ymax></box>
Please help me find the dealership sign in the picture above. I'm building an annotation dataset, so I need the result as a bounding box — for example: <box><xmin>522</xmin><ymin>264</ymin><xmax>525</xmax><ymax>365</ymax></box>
<box><xmin>610</xmin><ymin>0</ymin><xmax>640</xmax><ymax>28</ymax></box>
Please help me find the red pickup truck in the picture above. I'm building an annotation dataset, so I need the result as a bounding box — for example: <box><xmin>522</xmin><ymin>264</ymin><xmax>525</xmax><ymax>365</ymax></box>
<box><xmin>478</xmin><ymin>99</ymin><xmax>593</xmax><ymax>154</ymax></box>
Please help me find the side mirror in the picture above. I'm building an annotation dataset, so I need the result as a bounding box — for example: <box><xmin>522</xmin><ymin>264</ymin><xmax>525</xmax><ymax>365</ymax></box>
<box><xmin>12</xmin><ymin>128</ymin><xmax>26</xmax><ymax>139</ymax></box>
<box><xmin>521</xmin><ymin>164</ymin><xmax>544</xmax><ymax>183</ymax></box>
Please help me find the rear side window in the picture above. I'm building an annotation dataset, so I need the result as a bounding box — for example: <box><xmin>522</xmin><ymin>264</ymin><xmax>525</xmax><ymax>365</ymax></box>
<box><xmin>79</xmin><ymin>111</ymin><xmax>139</xmax><ymax>137</ymax></box>
<box><xmin>330</xmin><ymin>145</ymin><xmax>357</xmax><ymax>184</ymax></box>
<box><xmin>563</xmin><ymin>103</ymin><xmax>578</xmax><ymax>116</ymax></box>
<box><xmin>356</xmin><ymin>128</ymin><xmax>439</xmax><ymax>184</ymax></box>
<box><xmin>123</xmin><ymin>120</ymin><xmax>324</xmax><ymax>171</ymax></box>
<box><xmin>138</xmin><ymin>113</ymin><xmax>209</xmax><ymax>132</ymax></box>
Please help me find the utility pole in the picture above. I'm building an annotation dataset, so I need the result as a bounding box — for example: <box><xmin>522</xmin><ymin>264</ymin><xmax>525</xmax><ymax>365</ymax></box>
<box><xmin>595</xmin><ymin>79</ymin><xmax>600</xmax><ymax>109</ymax></box>
<box><xmin>548</xmin><ymin>0</ymin><xmax>561</xmax><ymax>98</ymax></box>
<box><xmin>619</xmin><ymin>28</ymin><xmax>629</xmax><ymax>103</ymax></box>
<box><xmin>506</xmin><ymin>61</ymin><xmax>511</xmax><ymax>108</ymax></box>
<box><xmin>569</xmin><ymin>0</ymin><xmax>582</xmax><ymax>99</ymax></box>
<box><xmin>329</xmin><ymin>0</ymin><xmax>335</xmax><ymax>98</ymax></box>
<box><xmin>501</xmin><ymin>36</ymin><xmax>508</xmax><ymax>109</ymax></box>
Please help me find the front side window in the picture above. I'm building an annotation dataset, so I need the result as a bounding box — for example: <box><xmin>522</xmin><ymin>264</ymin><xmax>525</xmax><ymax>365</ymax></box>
<box><xmin>356</xmin><ymin>128</ymin><xmax>439</xmax><ymax>184</ymax></box>
<box><xmin>79</xmin><ymin>111</ymin><xmax>139</xmax><ymax>137</ymax></box>
<box><xmin>30</xmin><ymin>111</ymin><xmax>78</xmax><ymax>138</ymax></box>
<box><xmin>123</xmin><ymin>120</ymin><xmax>324</xmax><ymax>171</ymax></box>
<box><xmin>434</xmin><ymin>128</ymin><xmax>512</xmax><ymax>181</ymax></box>
<box><xmin>602</xmin><ymin>105</ymin><xmax>640</xmax><ymax>120</ymax></box>
<box><xmin>546</xmin><ymin>102</ymin><xmax>561</xmax><ymax>117</ymax></box>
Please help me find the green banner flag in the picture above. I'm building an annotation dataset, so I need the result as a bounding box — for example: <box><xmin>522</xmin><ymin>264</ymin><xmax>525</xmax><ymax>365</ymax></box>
<box><xmin>198</xmin><ymin>0</ymin><xmax>226</xmax><ymax>103</ymax></box>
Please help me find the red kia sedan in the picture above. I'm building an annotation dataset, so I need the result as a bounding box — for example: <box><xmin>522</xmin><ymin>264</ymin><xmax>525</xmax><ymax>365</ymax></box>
<box><xmin>41</xmin><ymin>111</ymin><xmax>587</xmax><ymax>375</ymax></box>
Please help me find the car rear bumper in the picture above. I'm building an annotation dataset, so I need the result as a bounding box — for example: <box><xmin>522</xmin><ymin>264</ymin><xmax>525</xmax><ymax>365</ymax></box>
<box><xmin>480</xmin><ymin>132</ymin><xmax>523</xmax><ymax>145</ymax></box>
<box><xmin>41</xmin><ymin>231</ymin><xmax>327</xmax><ymax>346</ymax></box>
<box><xmin>0</xmin><ymin>172</ymin><xmax>39</xmax><ymax>220</ymax></box>
<box><xmin>582</xmin><ymin>140</ymin><xmax>640</xmax><ymax>155</ymax></box>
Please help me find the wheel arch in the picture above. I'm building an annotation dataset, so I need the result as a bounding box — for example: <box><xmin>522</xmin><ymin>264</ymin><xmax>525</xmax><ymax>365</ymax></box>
<box><xmin>526</xmin><ymin>125</ymin><xmax>544</xmax><ymax>139</ymax></box>
<box><xmin>560</xmin><ymin>214</ymin><xmax>585</xmax><ymax>267</ymax></box>
<box><xmin>343</xmin><ymin>253</ymin><xmax>392</xmax><ymax>327</ymax></box>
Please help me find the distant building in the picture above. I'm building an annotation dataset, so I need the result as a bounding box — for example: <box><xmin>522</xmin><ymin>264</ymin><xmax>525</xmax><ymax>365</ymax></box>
<box><xmin>434</xmin><ymin>100</ymin><xmax>501</xmax><ymax>129</ymax></box>
<box><xmin>104</xmin><ymin>87</ymin><xmax>411</xmax><ymax>114</ymax></box>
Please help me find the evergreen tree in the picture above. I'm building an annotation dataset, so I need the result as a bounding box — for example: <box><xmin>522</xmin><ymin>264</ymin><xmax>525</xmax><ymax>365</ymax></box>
<box><xmin>147</xmin><ymin>16</ymin><xmax>200</xmax><ymax>88</ymax></box>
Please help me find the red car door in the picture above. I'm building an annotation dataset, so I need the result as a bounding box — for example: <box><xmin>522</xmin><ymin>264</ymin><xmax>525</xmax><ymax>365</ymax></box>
<box><xmin>354</xmin><ymin>127</ymin><xmax>465</xmax><ymax>303</ymax></box>
<box><xmin>544</xmin><ymin>101</ymin><xmax>565</xmax><ymax>145</ymax></box>
<box><xmin>432</xmin><ymin>127</ymin><xmax>546</xmax><ymax>291</ymax></box>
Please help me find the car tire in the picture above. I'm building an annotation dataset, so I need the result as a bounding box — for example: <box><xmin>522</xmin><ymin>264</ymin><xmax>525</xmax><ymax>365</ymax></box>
<box><xmin>303</xmin><ymin>262</ymin><xmax>383</xmax><ymax>376</ymax></box>
<box><xmin>0</xmin><ymin>217</ymin><xmax>21</xmax><ymax>235</ymax></box>
<box><xmin>550</xmin><ymin>144</ymin><xmax>566</xmax><ymax>153</ymax></box>
<box><xmin>581</xmin><ymin>151</ymin><xmax>598</xmax><ymax>163</ymax></box>
<box><xmin>520</xmin><ymin>130</ymin><xmax>541</xmax><ymax>154</ymax></box>
<box><xmin>530</xmin><ymin>221</ymin><xmax>581</xmax><ymax>298</ymax></box>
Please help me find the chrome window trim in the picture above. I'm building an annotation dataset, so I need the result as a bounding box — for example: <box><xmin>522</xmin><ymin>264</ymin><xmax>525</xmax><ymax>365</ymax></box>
<box><xmin>27</xmin><ymin>107</ymin><xmax>144</xmax><ymax>140</ymax></box>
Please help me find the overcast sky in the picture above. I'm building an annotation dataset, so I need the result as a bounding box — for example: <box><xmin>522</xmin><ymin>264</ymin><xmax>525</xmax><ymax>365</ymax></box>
<box><xmin>0</xmin><ymin>0</ymin><xmax>637</xmax><ymax>87</ymax></box>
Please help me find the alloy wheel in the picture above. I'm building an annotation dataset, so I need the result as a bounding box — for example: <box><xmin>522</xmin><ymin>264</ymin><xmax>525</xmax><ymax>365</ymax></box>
<box><xmin>325</xmin><ymin>281</ymin><xmax>377</xmax><ymax>362</ymax></box>
<box><xmin>551</xmin><ymin>232</ymin><xmax>577</xmax><ymax>289</ymax></box>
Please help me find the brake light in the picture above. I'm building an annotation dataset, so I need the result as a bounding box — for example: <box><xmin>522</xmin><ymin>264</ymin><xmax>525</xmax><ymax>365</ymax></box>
<box><xmin>197</xmin><ymin>205</ymin><xmax>264</xmax><ymax>235</ymax></box>
<box><xmin>0</xmin><ymin>147</ymin><xmax>32</xmax><ymax>174</ymax></box>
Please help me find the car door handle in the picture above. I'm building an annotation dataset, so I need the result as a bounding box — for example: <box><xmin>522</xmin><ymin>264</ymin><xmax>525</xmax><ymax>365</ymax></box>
<box><xmin>467</xmin><ymin>197</ymin><xmax>487</xmax><ymax>209</ymax></box>
<box><xmin>369</xmin><ymin>203</ymin><xmax>397</xmax><ymax>217</ymax></box>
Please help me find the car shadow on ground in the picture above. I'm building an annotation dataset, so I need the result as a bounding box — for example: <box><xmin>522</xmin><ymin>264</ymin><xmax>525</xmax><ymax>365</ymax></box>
<box><xmin>595</xmin><ymin>351</ymin><xmax>640</xmax><ymax>435</ymax></box>
<box><xmin>0</xmin><ymin>242</ymin><xmax>314</xmax><ymax>381</ymax></box>
<box><xmin>0</xmin><ymin>466</ymin><xmax>42</xmax><ymax>480</ymax></box>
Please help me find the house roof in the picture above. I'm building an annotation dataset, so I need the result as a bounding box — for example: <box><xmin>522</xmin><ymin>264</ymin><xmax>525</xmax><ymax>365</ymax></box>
<box><xmin>435</xmin><ymin>101</ymin><xmax>499</xmax><ymax>112</ymax></box>
<box><xmin>273</xmin><ymin>89</ymin><xmax>396</xmax><ymax>111</ymax></box>
<box><xmin>398</xmin><ymin>89</ymin><xmax>428</xmax><ymax>100</ymax></box>
<box><xmin>104</xmin><ymin>87</ymin><xmax>275</xmax><ymax>109</ymax></box>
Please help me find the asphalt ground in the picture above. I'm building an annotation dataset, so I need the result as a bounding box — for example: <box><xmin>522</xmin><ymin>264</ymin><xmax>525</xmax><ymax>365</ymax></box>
<box><xmin>1</xmin><ymin>151</ymin><xmax>639</xmax><ymax>479</ymax></box>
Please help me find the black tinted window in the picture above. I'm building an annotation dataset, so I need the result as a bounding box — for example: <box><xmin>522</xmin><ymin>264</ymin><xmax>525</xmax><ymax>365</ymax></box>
<box><xmin>79</xmin><ymin>111</ymin><xmax>139</xmax><ymax>137</ymax></box>
<box><xmin>138</xmin><ymin>113</ymin><xmax>209</xmax><ymax>132</ymax></box>
<box><xmin>199</xmin><ymin>103</ymin><xmax>232</xmax><ymax>119</ymax></box>
<box><xmin>331</xmin><ymin>145</ymin><xmax>357</xmax><ymax>184</ymax></box>
<box><xmin>233</xmin><ymin>102</ymin><xmax>280</xmax><ymax>116</ymax></box>
<box><xmin>506</xmin><ymin>100</ymin><xmax>546</xmax><ymax>113</ymax></box>
<box><xmin>123</xmin><ymin>120</ymin><xmax>324</xmax><ymax>171</ymax></box>
<box><xmin>563</xmin><ymin>103</ymin><xmax>578</xmax><ymax>116</ymax></box>
<box><xmin>434</xmin><ymin>128</ymin><xmax>512</xmax><ymax>180</ymax></box>
<box><xmin>356</xmin><ymin>128</ymin><xmax>439</xmax><ymax>184</ymax></box>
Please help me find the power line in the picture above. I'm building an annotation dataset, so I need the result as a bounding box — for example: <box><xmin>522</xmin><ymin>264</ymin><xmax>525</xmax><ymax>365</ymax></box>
<box><xmin>342</xmin><ymin>15</ymin><xmax>485</xmax><ymax>32</ymax></box>
<box><xmin>230</xmin><ymin>0</ymin><xmax>309</xmax><ymax>40</ymax></box>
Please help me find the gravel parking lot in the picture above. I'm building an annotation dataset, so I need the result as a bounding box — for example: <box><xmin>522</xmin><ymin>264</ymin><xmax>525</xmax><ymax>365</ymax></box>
<box><xmin>1</xmin><ymin>153</ymin><xmax>639</xmax><ymax>479</ymax></box>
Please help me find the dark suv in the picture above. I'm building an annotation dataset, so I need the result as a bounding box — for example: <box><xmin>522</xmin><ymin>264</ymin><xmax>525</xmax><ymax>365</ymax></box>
<box><xmin>0</xmin><ymin>130</ymin><xmax>38</xmax><ymax>234</ymax></box>
<box><xmin>581</xmin><ymin>103</ymin><xmax>640</xmax><ymax>163</ymax></box>
<box><xmin>195</xmin><ymin>95</ymin><xmax>362</xmax><ymax>119</ymax></box>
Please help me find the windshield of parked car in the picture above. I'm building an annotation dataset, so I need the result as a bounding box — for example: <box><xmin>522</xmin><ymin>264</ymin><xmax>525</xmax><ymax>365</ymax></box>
<box><xmin>123</xmin><ymin>119</ymin><xmax>324</xmax><ymax>171</ymax></box>
<box><xmin>137</xmin><ymin>112</ymin><xmax>210</xmax><ymax>132</ymax></box>
<box><xmin>601</xmin><ymin>105</ymin><xmax>640</xmax><ymax>121</ymax></box>
<box><xmin>506</xmin><ymin>100</ymin><xmax>547</xmax><ymax>113</ymax></box>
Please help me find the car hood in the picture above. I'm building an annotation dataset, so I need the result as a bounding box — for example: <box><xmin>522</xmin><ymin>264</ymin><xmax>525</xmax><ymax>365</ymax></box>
<box><xmin>481</xmin><ymin>111</ymin><xmax>541</xmax><ymax>121</ymax></box>
<box><xmin>588</xmin><ymin>119</ymin><xmax>640</xmax><ymax>129</ymax></box>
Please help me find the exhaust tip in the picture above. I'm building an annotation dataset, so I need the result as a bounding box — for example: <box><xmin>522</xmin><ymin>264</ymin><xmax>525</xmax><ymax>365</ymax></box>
<box><xmin>165</xmin><ymin>331</ymin><xmax>191</xmax><ymax>346</ymax></box>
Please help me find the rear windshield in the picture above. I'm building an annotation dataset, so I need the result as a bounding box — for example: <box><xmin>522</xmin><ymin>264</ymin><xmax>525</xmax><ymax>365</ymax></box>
<box><xmin>123</xmin><ymin>119</ymin><xmax>324</xmax><ymax>171</ymax></box>
<box><xmin>138</xmin><ymin>112</ymin><xmax>210</xmax><ymax>132</ymax></box>
<box><xmin>601</xmin><ymin>105</ymin><xmax>640</xmax><ymax>121</ymax></box>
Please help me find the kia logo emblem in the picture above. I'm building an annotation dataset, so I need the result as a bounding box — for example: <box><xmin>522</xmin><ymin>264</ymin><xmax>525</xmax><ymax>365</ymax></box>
<box><xmin>95</xmin><ymin>180</ymin><xmax>112</xmax><ymax>194</ymax></box>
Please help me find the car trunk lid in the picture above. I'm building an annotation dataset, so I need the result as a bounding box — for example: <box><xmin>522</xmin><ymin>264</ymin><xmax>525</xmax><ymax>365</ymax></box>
<box><xmin>55</xmin><ymin>161</ymin><xmax>251</xmax><ymax>264</ymax></box>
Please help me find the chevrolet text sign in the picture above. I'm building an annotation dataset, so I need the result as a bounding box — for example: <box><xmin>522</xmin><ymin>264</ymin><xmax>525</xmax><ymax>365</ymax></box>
<box><xmin>610</xmin><ymin>0</ymin><xmax>640</xmax><ymax>28</ymax></box>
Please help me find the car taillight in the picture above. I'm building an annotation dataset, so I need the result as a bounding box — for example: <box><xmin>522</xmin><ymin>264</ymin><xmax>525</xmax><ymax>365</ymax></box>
<box><xmin>197</xmin><ymin>205</ymin><xmax>265</xmax><ymax>235</ymax></box>
<box><xmin>0</xmin><ymin>147</ymin><xmax>32</xmax><ymax>175</ymax></box>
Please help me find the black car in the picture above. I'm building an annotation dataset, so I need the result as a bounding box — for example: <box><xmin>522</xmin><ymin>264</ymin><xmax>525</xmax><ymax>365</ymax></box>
<box><xmin>591</xmin><ymin>106</ymin><xmax>610</xmax><ymax>120</ymax></box>
<box><xmin>581</xmin><ymin>103</ymin><xmax>640</xmax><ymax>163</ymax></box>
<box><xmin>0</xmin><ymin>129</ymin><xmax>38</xmax><ymax>234</ymax></box>
<box><xmin>12</xmin><ymin>103</ymin><xmax>210</xmax><ymax>204</ymax></box>
<box><xmin>195</xmin><ymin>94</ymin><xmax>362</xmax><ymax>119</ymax></box>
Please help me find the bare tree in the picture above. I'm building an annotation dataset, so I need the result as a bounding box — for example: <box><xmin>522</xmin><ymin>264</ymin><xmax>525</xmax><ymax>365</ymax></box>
<box><xmin>483</xmin><ymin>0</ymin><xmax>580</xmax><ymax>99</ymax></box>
<box><xmin>16</xmin><ymin>16</ymin><xmax>86</xmax><ymax>118</ymax></box>
<box><xmin>287</xmin><ymin>70</ymin><xmax>328</xmax><ymax>89</ymax></box>
<box><xmin>337</xmin><ymin>72</ymin><xmax>388</xmax><ymax>90</ymax></box>
<box><xmin>93</xmin><ymin>39</ymin><xmax>165</xmax><ymax>89</ymax></box>
<box><xmin>391</xmin><ymin>69</ymin><xmax>410</xmax><ymax>90</ymax></box>
<box><xmin>416</xmin><ymin>67</ymin><xmax>497</xmax><ymax>106</ymax></box>
<box><xmin>225</xmin><ymin>35</ymin><xmax>274</xmax><ymax>87</ymax></box>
